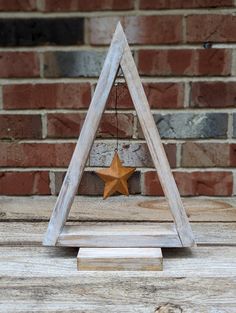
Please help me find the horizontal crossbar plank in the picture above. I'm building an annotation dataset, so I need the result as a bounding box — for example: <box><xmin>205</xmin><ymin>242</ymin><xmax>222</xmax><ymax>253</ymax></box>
<box><xmin>57</xmin><ymin>224</ymin><xmax>182</xmax><ymax>247</ymax></box>
<box><xmin>1</xmin><ymin>222</ymin><xmax>235</xmax><ymax>246</ymax></box>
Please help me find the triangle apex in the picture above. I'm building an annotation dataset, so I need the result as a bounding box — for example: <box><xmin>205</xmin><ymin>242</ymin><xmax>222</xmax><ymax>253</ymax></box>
<box><xmin>115</xmin><ymin>21</ymin><xmax>125</xmax><ymax>32</ymax></box>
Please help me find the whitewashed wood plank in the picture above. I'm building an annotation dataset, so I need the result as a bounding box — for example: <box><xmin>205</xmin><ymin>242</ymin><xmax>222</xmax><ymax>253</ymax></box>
<box><xmin>57</xmin><ymin>224</ymin><xmax>181</xmax><ymax>247</ymax></box>
<box><xmin>120</xmin><ymin>29</ymin><xmax>194</xmax><ymax>247</ymax></box>
<box><xmin>0</xmin><ymin>246</ymin><xmax>236</xmax><ymax>278</ymax></box>
<box><xmin>77</xmin><ymin>248</ymin><xmax>163</xmax><ymax>271</ymax></box>
<box><xmin>43</xmin><ymin>22</ymin><xmax>127</xmax><ymax>246</ymax></box>
<box><xmin>1</xmin><ymin>196</ymin><xmax>236</xmax><ymax>222</ymax></box>
<box><xmin>1</xmin><ymin>245</ymin><xmax>236</xmax><ymax>312</ymax></box>
<box><xmin>0</xmin><ymin>222</ymin><xmax>235</xmax><ymax>246</ymax></box>
<box><xmin>0</xmin><ymin>275</ymin><xmax>235</xmax><ymax>313</ymax></box>
<box><xmin>1</xmin><ymin>303</ymin><xmax>236</xmax><ymax>313</ymax></box>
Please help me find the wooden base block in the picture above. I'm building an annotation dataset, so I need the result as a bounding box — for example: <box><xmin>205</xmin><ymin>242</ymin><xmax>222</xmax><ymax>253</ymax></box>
<box><xmin>77</xmin><ymin>248</ymin><xmax>163</xmax><ymax>271</ymax></box>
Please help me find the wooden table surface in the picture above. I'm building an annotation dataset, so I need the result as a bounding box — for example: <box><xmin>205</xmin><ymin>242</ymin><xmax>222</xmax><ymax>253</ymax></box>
<box><xmin>0</xmin><ymin>196</ymin><xmax>236</xmax><ymax>313</ymax></box>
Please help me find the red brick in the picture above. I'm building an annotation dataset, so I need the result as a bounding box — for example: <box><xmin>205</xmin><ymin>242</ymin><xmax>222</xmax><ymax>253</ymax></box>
<box><xmin>138</xmin><ymin>49</ymin><xmax>231</xmax><ymax>76</ymax></box>
<box><xmin>187</xmin><ymin>15</ymin><xmax>236</xmax><ymax>43</ymax></box>
<box><xmin>0</xmin><ymin>142</ymin><xmax>176</xmax><ymax>168</ymax></box>
<box><xmin>3</xmin><ymin>83</ymin><xmax>91</xmax><ymax>109</ymax></box>
<box><xmin>230</xmin><ymin>144</ymin><xmax>236</xmax><ymax>167</ymax></box>
<box><xmin>106</xmin><ymin>84</ymin><xmax>133</xmax><ymax>109</ymax></box>
<box><xmin>53</xmin><ymin>171</ymin><xmax>140</xmax><ymax>196</ymax></box>
<box><xmin>0</xmin><ymin>114</ymin><xmax>42</xmax><ymax>140</ymax></box>
<box><xmin>140</xmin><ymin>0</ymin><xmax>234</xmax><ymax>9</ymax></box>
<box><xmin>99</xmin><ymin>114</ymin><xmax>133</xmax><ymax>139</ymax></box>
<box><xmin>142</xmin><ymin>171</ymin><xmax>166</xmax><ymax>196</ymax></box>
<box><xmin>0</xmin><ymin>142</ymin><xmax>75</xmax><ymax>167</ymax></box>
<box><xmin>0</xmin><ymin>0</ymin><xmax>37</xmax><ymax>11</ymax></box>
<box><xmin>78</xmin><ymin>171</ymin><xmax>140</xmax><ymax>195</ymax></box>
<box><xmin>0</xmin><ymin>171</ymin><xmax>50</xmax><ymax>195</ymax></box>
<box><xmin>163</xmin><ymin>144</ymin><xmax>176</xmax><ymax>168</ymax></box>
<box><xmin>42</xmin><ymin>0</ymin><xmax>134</xmax><ymax>11</ymax></box>
<box><xmin>106</xmin><ymin>83</ymin><xmax>184</xmax><ymax>109</ymax></box>
<box><xmin>89</xmin><ymin>16</ymin><xmax>182</xmax><ymax>45</ymax></box>
<box><xmin>142</xmin><ymin>171</ymin><xmax>233</xmax><ymax>196</ymax></box>
<box><xmin>191</xmin><ymin>82</ymin><xmax>236</xmax><ymax>108</ymax></box>
<box><xmin>181</xmin><ymin>142</ymin><xmax>230</xmax><ymax>167</ymax></box>
<box><xmin>47</xmin><ymin>113</ymin><xmax>134</xmax><ymax>139</ymax></box>
<box><xmin>198</xmin><ymin>49</ymin><xmax>231</xmax><ymax>76</ymax></box>
<box><xmin>176</xmin><ymin>171</ymin><xmax>233</xmax><ymax>196</ymax></box>
<box><xmin>0</xmin><ymin>52</ymin><xmax>40</xmax><ymax>78</ymax></box>
<box><xmin>144</xmin><ymin>83</ymin><xmax>184</xmax><ymax>109</ymax></box>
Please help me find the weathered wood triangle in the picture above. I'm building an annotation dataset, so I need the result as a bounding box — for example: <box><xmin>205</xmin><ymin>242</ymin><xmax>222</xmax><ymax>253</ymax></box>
<box><xmin>43</xmin><ymin>22</ymin><xmax>195</xmax><ymax>248</ymax></box>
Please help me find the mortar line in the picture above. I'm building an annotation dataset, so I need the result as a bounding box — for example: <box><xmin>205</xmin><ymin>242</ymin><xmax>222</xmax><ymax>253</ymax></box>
<box><xmin>0</xmin><ymin>85</ymin><xmax>3</xmax><ymax>110</ymax></box>
<box><xmin>134</xmin><ymin>0</ymin><xmax>140</xmax><ymax>10</ymax></box>
<box><xmin>39</xmin><ymin>52</ymin><xmax>44</xmax><ymax>78</ymax></box>
<box><xmin>231</xmin><ymin>49</ymin><xmax>236</xmax><ymax>76</ymax></box>
<box><xmin>2</xmin><ymin>76</ymin><xmax>236</xmax><ymax>84</ymax></box>
<box><xmin>49</xmin><ymin>171</ymin><xmax>56</xmax><ymax>195</ymax></box>
<box><xmin>176</xmin><ymin>143</ymin><xmax>182</xmax><ymax>168</ymax></box>
<box><xmin>233</xmin><ymin>171</ymin><xmax>236</xmax><ymax>196</ymax></box>
<box><xmin>3</xmin><ymin>138</ymin><xmax>236</xmax><ymax>144</ymax></box>
<box><xmin>183</xmin><ymin>81</ymin><xmax>190</xmax><ymax>108</ymax></box>
<box><xmin>0</xmin><ymin>194</ymin><xmax>234</xmax><ymax>200</ymax></box>
<box><xmin>0</xmin><ymin>8</ymin><xmax>234</xmax><ymax>17</ymax></box>
<box><xmin>36</xmin><ymin>0</ymin><xmax>44</xmax><ymax>11</ymax></box>
<box><xmin>0</xmin><ymin>167</ymin><xmax>235</xmax><ymax>172</ymax></box>
<box><xmin>0</xmin><ymin>44</ymin><xmax>234</xmax><ymax>52</ymax></box>
<box><xmin>182</xmin><ymin>13</ymin><xmax>187</xmax><ymax>44</ymax></box>
<box><xmin>83</xmin><ymin>17</ymin><xmax>90</xmax><ymax>45</ymax></box>
<box><xmin>132</xmin><ymin>111</ymin><xmax>138</xmax><ymax>139</ymax></box>
<box><xmin>41</xmin><ymin>113</ymin><xmax>47</xmax><ymax>139</ymax></box>
<box><xmin>227</xmin><ymin>112</ymin><xmax>233</xmax><ymax>139</ymax></box>
<box><xmin>1</xmin><ymin>108</ymin><xmax>236</xmax><ymax>114</ymax></box>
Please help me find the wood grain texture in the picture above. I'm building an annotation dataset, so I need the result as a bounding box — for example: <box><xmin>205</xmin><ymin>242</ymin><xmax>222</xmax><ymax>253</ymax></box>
<box><xmin>0</xmin><ymin>246</ymin><xmax>235</xmax><ymax>313</ymax></box>
<box><xmin>0</xmin><ymin>245</ymin><xmax>236</xmax><ymax>312</ymax></box>
<box><xmin>0</xmin><ymin>222</ymin><xmax>235</xmax><ymax>246</ymax></box>
<box><xmin>57</xmin><ymin>224</ymin><xmax>181</xmax><ymax>247</ymax></box>
<box><xmin>0</xmin><ymin>246</ymin><xmax>236</xmax><ymax>277</ymax></box>
<box><xmin>43</xmin><ymin>22</ymin><xmax>126</xmax><ymax>246</ymax></box>
<box><xmin>1</xmin><ymin>302</ymin><xmax>236</xmax><ymax>313</ymax></box>
<box><xmin>1</xmin><ymin>196</ymin><xmax>236</xmax><ymax>222</ymax></box>
<box><xmin>120</xmin><ymin>28</ymin><xmax>194</xmax><ymax>247</ymax></box>
<box><xmin>77</xmin><ymin>248</ymin><xmax>163</xmax><ymax>271</ymax></box>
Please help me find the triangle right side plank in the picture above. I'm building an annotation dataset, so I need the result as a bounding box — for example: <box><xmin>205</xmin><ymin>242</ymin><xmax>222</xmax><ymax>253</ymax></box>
<box><xmin>120</xmin><ymin>31</ymin><xmax>195</xmax><ymax>247</ymax></box>
<box><xmin>43</xmin><ymin>22</ymin><xmax>195</xmax><ymax>247</ymax></box>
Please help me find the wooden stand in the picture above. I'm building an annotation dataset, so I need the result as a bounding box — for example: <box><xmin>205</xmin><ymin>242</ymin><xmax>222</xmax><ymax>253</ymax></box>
<box><xmin>77</xmin><ymin>248</ymin><xmax>163</xmax><ymax>271</ymax></box>
<box><xmin>43</xmin><ymin>22</ymin><xmax>195</xmax><ymax>271</ymax></box>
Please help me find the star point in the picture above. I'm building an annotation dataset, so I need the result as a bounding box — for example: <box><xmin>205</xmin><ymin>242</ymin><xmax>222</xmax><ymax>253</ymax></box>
<box><xmin>95</xmin><ymin>152</ymin><xmax>136</xmax><ymax>199</ymax></box>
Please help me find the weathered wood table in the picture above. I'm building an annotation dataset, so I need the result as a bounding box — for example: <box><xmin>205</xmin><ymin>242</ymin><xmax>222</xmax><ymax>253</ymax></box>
<box><xmin>0</xmin><ymin>196</ymin><xmax>236</xmax><ymax>312</ymax></box>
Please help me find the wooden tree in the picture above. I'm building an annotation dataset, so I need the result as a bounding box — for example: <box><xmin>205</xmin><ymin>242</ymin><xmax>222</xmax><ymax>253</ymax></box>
<box><xmin>43</xmin><ymin>23</ymin><xmax>195</xmax><ymax>259</ymax></box>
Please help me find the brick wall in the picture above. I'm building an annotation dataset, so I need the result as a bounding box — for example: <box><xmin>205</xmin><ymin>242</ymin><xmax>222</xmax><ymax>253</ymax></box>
<box><xmin>0</xmin><ymin>0</ymin><xmax>236</xmax><ymax>197</ymax></box>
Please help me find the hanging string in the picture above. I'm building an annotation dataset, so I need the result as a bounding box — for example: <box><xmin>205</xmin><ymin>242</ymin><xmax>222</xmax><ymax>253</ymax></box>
<box><xmin>115</xmin><ymin>82</ymin><xmax>119</xmax><ymax>152</ymax></box>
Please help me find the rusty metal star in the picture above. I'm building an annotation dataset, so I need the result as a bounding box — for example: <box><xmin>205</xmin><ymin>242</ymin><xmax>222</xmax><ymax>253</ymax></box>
<box><xmin>95</xmin><ymin>151</ymin><xmax>136</xmax><ymax>199</ymax></box>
